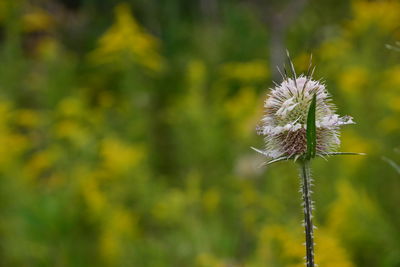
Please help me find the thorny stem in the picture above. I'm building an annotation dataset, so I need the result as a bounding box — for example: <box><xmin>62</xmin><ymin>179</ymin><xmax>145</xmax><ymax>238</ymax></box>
<box><xmin>299</xmin><ymin>160</ymin><xmax>315</xmax><ymax>267</ymax></box>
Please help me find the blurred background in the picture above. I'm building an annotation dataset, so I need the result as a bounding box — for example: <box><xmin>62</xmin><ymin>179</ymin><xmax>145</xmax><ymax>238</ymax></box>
<box><xmin>0</xmin><ymin>0</ymin><xmax>399</xmax><ymax>266</ymax></box>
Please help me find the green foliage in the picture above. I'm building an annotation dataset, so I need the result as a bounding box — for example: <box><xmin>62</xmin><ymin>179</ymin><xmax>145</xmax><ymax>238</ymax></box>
<box><xmin>0</xmin><ymin>0</ymin><xmax>399</xmax><ymax>266</ymax></box>
<box><xmin>306</xmin><ymin>93</ymin><xmax>317</xmax><ymax>160</ymax></box>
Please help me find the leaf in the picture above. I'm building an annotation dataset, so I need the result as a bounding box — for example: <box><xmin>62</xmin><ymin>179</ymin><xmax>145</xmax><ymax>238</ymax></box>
<box><xmin>265</xmin><ymin>156</ymin><xmax>293</xmax><ymax>165</ymax></box>
<box><xmin>251</xmin><ymin>147</ymin><xmax>294</xmax><ymax>166</ymax></box>
<box><xmin>305</xmin><ymin>93</ymin><xmax>317</xmax><ymax>160</ymax></box>
<box><xmin>322</xmin><ymin>152</ymin><xmax>366</xmax><ymax>156</ymax></box>
<box><xmin>251</xmin><ymin>147</ymin><xmax>269</xmax><ymax>157</ymax></box>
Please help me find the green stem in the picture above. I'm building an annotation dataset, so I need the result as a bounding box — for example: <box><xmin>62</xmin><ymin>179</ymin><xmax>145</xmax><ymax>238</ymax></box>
<box><xmin>299</xmin><ymin>160</ymin><xmax>315</xmax><ymax>267</ymax></box>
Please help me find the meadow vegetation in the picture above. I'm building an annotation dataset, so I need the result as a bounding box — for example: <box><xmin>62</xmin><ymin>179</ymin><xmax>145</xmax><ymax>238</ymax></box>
<box><xmin>0</xmin><ymin>0</ymin><xmax>399</xmax><ymax>266</ymax></box>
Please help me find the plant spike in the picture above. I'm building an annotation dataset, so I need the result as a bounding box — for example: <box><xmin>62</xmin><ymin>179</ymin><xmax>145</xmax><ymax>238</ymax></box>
<box><xmin>253</xmin><ymin>52</ymin><xmax>364</xmax><ymax>267</ymax></box>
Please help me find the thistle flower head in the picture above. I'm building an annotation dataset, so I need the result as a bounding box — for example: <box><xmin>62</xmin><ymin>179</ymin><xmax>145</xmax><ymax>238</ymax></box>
<box><xmin>257</xmin><ymin>66</ymin><xmax>354</xmax><ymax>159</ymax></box>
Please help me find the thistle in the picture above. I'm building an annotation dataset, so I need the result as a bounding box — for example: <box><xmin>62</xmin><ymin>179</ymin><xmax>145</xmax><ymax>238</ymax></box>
<box><xmin>253</xmin><ymin>52</ymin><xmax>364</xmax><ymax>267</ymax></box>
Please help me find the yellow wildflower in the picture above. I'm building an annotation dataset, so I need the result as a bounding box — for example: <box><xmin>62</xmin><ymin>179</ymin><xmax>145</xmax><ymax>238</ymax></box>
<box><xmin>89</xmin><ymin>3</ymin><xmax>164</xmax><ymax>72</ymax></box>
<box><xmin>101</xmin><ymin>137</ymin><xmax>145</xmax><ymax>173</ymax></box>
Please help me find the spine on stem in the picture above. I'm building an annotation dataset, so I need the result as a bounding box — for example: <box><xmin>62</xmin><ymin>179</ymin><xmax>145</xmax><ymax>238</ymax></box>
<box><xmin>300</xmin><ymin>160</ymin><xmax>315</xmax><ymax>267</ymax></box>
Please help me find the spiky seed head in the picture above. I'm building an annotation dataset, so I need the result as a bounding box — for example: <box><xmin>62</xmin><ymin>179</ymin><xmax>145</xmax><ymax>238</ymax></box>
<box><xmin>257</xmin><ymin>74</ymin><xmax>354</xmax><ymax>159</ymax></box>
